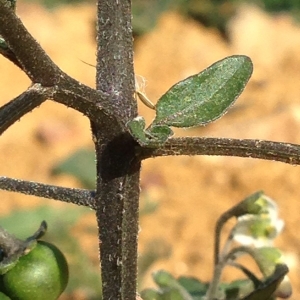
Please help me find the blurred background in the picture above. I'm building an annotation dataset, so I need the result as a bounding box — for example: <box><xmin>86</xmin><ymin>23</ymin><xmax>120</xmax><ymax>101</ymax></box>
<box><xmin>1</xmin><ymin>0</ymin><xmax>300</xmax><ymax>299</ymax></box>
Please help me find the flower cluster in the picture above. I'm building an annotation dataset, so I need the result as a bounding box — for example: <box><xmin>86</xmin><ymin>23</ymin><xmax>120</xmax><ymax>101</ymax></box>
<box><xmin>207</xmin><ymin>192</ymin><xmax>292</xmax><ymax>300</ymax></box>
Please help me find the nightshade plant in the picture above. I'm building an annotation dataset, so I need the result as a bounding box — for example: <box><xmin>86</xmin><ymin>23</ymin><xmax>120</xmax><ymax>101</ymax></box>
<box><xmin>0</xmin><ymin>1</ymin><xmax>300</xmax><ymax>300</ymax></box>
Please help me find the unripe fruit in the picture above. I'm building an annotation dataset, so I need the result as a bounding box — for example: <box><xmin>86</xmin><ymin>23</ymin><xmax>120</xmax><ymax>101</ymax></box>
<box><xmin>0</xmin><ymin>241</ymin><xmax>68</xmax><ymax>300</ymax></box>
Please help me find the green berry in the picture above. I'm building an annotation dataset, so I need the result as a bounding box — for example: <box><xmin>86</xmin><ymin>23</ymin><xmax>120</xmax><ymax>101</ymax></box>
<box><xmin>0</xmin><ymin>241</ymin><xmax>68</xmax><ymax>300</ymax></box>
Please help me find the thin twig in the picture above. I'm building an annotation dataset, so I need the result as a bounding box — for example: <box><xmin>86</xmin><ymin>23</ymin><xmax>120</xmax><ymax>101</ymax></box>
<box><xmin>0</xmin><ymin>1</ymin><xmax>123</xmax><ymax>127</ymax></box>
<box><xmin>0</xmin><ymin>177</ymin><xmax>95</xmax><ymax>208</ymax></box>
<box><xmin>229</xmin><ymin>261</ymin><xmax>261</xmax><ymax>287</ymax></box>
<box><xmin>0</xmin><ymin>80</ymin><xmax>122</xmax><ymax>137</ymax></box>
<box><xmin>140</xmin><ymin>137</ymin><xmax>300</xmax><ymax>165</ymax></box>
<box><xmin>0</xmin><ymin>84</ymin><xmax>52</xmax><ymax>135</ymax></box>
<box><xmin>0</xmin><ymin>0</ymin><xmax>122</xmax><ymax>124</ymax></box>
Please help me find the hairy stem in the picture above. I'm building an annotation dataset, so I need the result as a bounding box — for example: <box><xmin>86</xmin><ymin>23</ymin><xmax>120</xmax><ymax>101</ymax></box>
<box><xmin>140</xmin><ymin>137</ymin><xmax>300</xmax><ymax>165</ymax></box>
<box><xmin>0</xmin><ymin>0</ymin><xmax>63</xmax><ymax>84</ymax></box>
<box><xmin>94</xmin><ymin>1</ymin><xmax>139</xmax><ymax>299</ymax></box>
<box><xmin>96</xmin><ymin>0</ymin><xmax>136</xmax><ymax>123</ymax></box>
<box><xmin>0</xmin><ymin>177</ymin><xmax>95</xmax><ymax>208</ymax></box>
<box><xmin>0</xmin><ymin>84</ymin><xmax>51</xmax><ymax>134</ymax></box>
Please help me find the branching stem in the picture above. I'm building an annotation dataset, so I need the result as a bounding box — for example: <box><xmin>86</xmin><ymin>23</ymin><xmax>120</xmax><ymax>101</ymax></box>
<box><xmin>0</xmin><ymin>0</ymin><xmax>62</xmax><ymax>84</ymax></box>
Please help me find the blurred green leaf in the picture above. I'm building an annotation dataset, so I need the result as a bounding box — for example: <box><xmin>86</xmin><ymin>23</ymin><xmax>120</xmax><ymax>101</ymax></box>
<box><xmin>51</xmin><ymin>149</ymin><xmax>96</xmax><ymax>189</ymax></box>
<box><xmin>141</xmin><ymin>288</ymin><xmax>162</xmax><ymax>300</ymax></box>
<box><xmin>177</xmin><ymin>276</ymin><xmax>208</xmax><ymax>298</ymax></box>
<box><xmin>153</xmin><ymin>270</ymin><xmax>194</xmax><ymax>300</ymax></box>
<box><xmin>220</xmin><ymin>279</ymin><xmax>253</xmax><ymax>300</ymax></box>
<box><xmin>0</xmin><ymin>206</ymin><xmax>84</xmax><ymax>239</ymax></box>
<box><xmin>143</xmin><ymin>287</ymin><xmax>187</xmax><ymax>300</ymax></box>
<box><xmin>225</xmin><ymin>285</ymin><xmax>241</xmax><ymax>300</ymax></box>
<box><xmin>153</xmin><ymin>270</ymin><xmax>177</xmax><ymax>288</ymax></box>
<box><xmin>132</xmin><ymin>0</ymin><xmax>174</xmax><ymax>36</ymax></box>
<box><xmin>142</xmin><ymin>271</ymin><xmax>208</xmax><ymax>300</ymax></box>
<box><xmin>152</xmin><ymin>55</ymin><xmax>253</xmax><ymax>128</ymax></box>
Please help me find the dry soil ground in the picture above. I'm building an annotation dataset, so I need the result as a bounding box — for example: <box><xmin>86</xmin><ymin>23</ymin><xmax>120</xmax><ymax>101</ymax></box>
<box><xmin>1</xmin><ymin>2</ymin><xmax>300</xmax><ymax>299</ymax></box>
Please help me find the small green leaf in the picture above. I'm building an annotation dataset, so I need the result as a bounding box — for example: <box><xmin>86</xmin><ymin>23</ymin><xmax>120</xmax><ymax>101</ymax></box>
<box><xmin>132</xmin><ymin>0</ymin><xmax>172</xmax><ymax>36</ymax></box>
<box><xmin>153</xmin><ymin>270</ymin><xmax>177</xmax><ymax>288</ymax></box>
<box><xmin>127</xmin><ymin>117</ymin><xmax>173</xmax><ymax>147</ymax></box>
<box><xmin>159</xmin><ymin>289</ymin><xmax>186</xmax><ymax>300</ymax></box>
<box><xmin>127</xmin><ymin>116</ymin><xmax>148</xmax><ymax>145</ymax></box>
<box><xmin>153</xmin><ymin>271</ymin><xmax>194</xmax><ymax>300</ymax></box>
<box><xmin>152</xmin><ymin>55</ymin><xmax>253</xmax><ymax>128</ymax></box>
<box><xmin>177</xmin><ymin>276</ymin><xmax>208</xmax><ymax>297</ymax></box>
<box><xmin>140</xmin><ymin>288</ymin><xmax>161</xmax><ymax>300</ymax></box>
<box><xmin>146</xmin><ymin>125</ymin><xmax>173</xmax><ymax>143</ymax></box>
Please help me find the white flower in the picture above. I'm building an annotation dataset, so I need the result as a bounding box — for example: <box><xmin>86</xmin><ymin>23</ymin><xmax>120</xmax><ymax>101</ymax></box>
<box><xmin>232</xmin><ymin>195</ymin><xmax>284</xmax><ymax>247</ymax></box>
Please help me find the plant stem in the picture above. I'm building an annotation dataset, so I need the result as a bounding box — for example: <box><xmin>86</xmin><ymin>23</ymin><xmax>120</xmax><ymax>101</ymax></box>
<box><xmin>0</xmin><ymin>177</ymin><xmax>95</xmax><ymax>208</ymax></box>
<box><xmin>0</xmin><ymin>84</ymin><xmax>49</xmax><ymax>134</ymax></box>
<box><xmin>96</xmin><ymin>0</ymin><xmax>136</xmax><ymax>122</ymax></box>
<box><xmin>0</xmin><ymin>0</ymin><xmax>62</xmax><ymax>84</ymax></box>
<box><xmin>93</xmin><ymin>128</ymin><xmax>140</xmax><ymax>300</ymax></box>
<box><xmin>94</xmin><ymin>1</ymin><xmax>139</xmax><ymax>299</ymax></box>
<box><xmin>141</xmin><ymin>137</ymin><xmax>300</xmax><ymax>165</ymax></box>
<box><xmin>207</xmin><ymin>207</ymin><xmax>237</xmax><ymax>300</ymax></box>
<box><xmin>206</xmin><ymin>260</ymin><xmax>225</xmax><ymax>300</ymax></box>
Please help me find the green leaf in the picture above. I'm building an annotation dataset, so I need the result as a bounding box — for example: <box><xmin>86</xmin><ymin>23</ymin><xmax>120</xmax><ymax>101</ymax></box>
<box><xmin>146</xmin><ymin>125</ymin><xmax>173</xmax><ymax>143</ymax></box>
<box><xmin>127</xmin><ymin>117</ymin><xmax>173</xmax><ymax>147</ymax></box>
<box><xmin>153</xmin><ymin>270</ymin><xmax>177</xmax><ymax>288</ymax></box>
<box><xmin>177</xmin><ymin>276</ymin><xmax>208</xmax><ymax>298</ymax></box>
<box><xmin>132</xmin><ymin>0</ymin><xmax>173</xmax><ymax>36</ymax></box>
<box><xmin>153</xmin><ymin>271</ymin><xmax>194</xmax><ymax>300</ymax></box>
<box><xmin>152</xmin><ymin>55</ymin><xmax>253</xmax><ymax>128</ymax></box>
<box><xmin>127</xmin><ymin>116</ymin><xmax>148</xmax><ymax>145</ymax></box>
<box><xmin>140</xmin><ymin>288</ymin><xmax>161</xmax><ymax>300</ymax></box>
<box><xmin>51</xmin><ymin>149</ymin><xmax>96</xmax><ymax>189</ymax></box>
<box><xmin>143</xmin><ymin>288</ymin><xmax>185</xmax><ymax>300</ymax></box>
